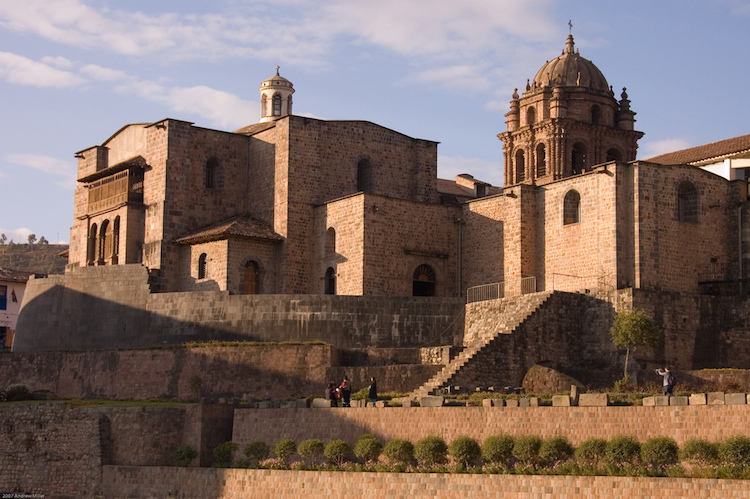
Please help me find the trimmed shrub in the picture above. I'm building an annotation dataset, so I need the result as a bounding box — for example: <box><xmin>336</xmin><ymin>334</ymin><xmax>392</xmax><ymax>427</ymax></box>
<box><xmin>414</xmin><ymin>435</ymin><xmax>448</xmax><ymax>467</ymax></box>
<box><xmin>354</xmin><ymin>434</ymin><xmax>382</xmax><ymax>462</ymax></box>
<box><xmin>448</xmin><ymin>436</ymin><xmax>481</xmax><ymax>469</ymax></box>
<box><xmin>606</xmin><ymin>435</ymin><xmax>640</xmax><ymax>465</ymax></box>
<box><xmin>574</xmin><ymin>438</ymin><xmax>607</xmax><ymax>466</ymax></box>
<box><xmin>244</xmin><ymin>441</ymin><xmax>270</xmax><ymax>461</ymax></box>
<box><xmin>482</xmin><ymin>434</ymin><xmax>515</xmax><ymax>467</ymax></box>
<box><xmin>4</xmin><ymin>384</ymin><xmax>32</xmax><ymax>402</ymax></box>
<box><xmin>324</xmin><ymin>439</ymin><xmax>351</xmax><ymax>466</ymax></box>
<box><xmin>172</xmin><ymin>445</ymin><xmax>198</xmax><ymax>467</ymax></box>
<box><xmin>512</xmin><ymin>436</ymin><xmax>542</xmax><ymax>465</ymax></box>
<box><xmin>383</xmin><ymin>439</ymin><xmax>414</xmax><ymax>465</ymax></box>
<box><xmin>212</xmin><ymin>441</ymin><xmax>238</xmax><ymax>468</ymax></box>
<box><xmin>539</xmin><ymin>436</ymin><xmax>574</xmax><ymax>465</ymax></box>
<box><xmin>719</xmin><ymin>435</ymin><xmax>750</xmax><ymax>465</ymax></box>
<box><xmin>297</xmin><ymin>439</ymin><xmax>325</xmax><ymax>466</ymax></box>
<box><xmin>273</xmin><ymin>438</ymin><xmax>297</xmax><ymax>462</ymax></box>
<box><xmin>641</xmin><ymin>436</ymin><xmax>679</xmax><ymax>467</ymax></box>
<box><xmin>679</xmin><ymin>438</ymin><xmax>718</xmax><ymax>465</ymax></box>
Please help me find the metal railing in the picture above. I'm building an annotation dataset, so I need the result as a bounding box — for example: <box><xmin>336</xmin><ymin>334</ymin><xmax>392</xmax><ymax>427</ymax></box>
<box><xmin>466</xmin><ymin>277</ymin><xmax>537</xmax><ymax>303</ymax></box>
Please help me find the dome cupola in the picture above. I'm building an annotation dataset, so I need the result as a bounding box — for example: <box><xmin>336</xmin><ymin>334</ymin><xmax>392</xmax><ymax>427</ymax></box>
<box><xmin>259</xmin><ymin>66</ymin><xmax>295</xmax><ymax>123</ymax></box>
<box><xmin>531</xmin><ymin>35</ymin><xmax>609</xmax><ymax>93</ymax></box>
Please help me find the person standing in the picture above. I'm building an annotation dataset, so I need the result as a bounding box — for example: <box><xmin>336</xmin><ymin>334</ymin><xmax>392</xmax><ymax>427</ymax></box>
<box><xmin>655</xmin><ymin>367</ymin><xmax>675</xmax><ymax>396</ymax></box>
<box><xmin>325</xmin><ymin>383</ymin><xmax>337</xmax><ymax>407</ymax></box>
<box><xmin>368</xmin><ymin>377</ymin><xmax>378</xmax><ymax>405</ymax></box>
<box><xmin>340</xmin><ymin>377</ymin><xmax>352</xmax><ymax>407</ymax></box>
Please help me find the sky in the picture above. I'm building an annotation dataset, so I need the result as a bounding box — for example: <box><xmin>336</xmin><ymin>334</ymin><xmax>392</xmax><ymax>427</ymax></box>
<box><xmin>0</xmin><ymin>0</ymin><xmax>749</xmax><ymax>245</ymax></box>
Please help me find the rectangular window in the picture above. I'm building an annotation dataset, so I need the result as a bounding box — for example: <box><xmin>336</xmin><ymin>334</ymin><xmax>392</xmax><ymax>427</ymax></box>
<box><xmin>0</xmin><ymin>285</ymin><xmax>6</xmax><ymax>310</ymax></box>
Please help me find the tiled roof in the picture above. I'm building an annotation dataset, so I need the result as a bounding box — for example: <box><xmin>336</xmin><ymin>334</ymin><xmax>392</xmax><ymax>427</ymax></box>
<box><xmin>175</xmin><ymin>215</ymin><xmax>283</xmax><ymax>245</ymax></box>
<box><xmin>0</xmin><ymin>267</ymin><xmax>35</xmax><ymax>283</ymax></box>
<box><xmin>646</xmin><ymin>133</ymin><xmax>750</xmax><ymax>165</ymax></box>
<box><xmin>437</xmin><ymin>178</ymin><xmax>502</xmax><ymax>199</ymax></box>
<box><xmin>233</xmin><ymin>122</ymin><xmax>277</xmax><ymax>135</ymax></box>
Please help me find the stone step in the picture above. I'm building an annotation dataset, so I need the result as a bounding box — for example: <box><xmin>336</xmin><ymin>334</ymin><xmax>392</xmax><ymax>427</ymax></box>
<box><xmin>409</xmin><ymin>290</ymin><xmax>555</xmax><ymax>400</ymax></box>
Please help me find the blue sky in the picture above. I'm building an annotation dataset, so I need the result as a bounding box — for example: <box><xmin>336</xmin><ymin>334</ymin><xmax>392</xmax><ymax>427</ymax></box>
<box><xmin>1</xmin><ymin>0</ymin><xmax>749</xmax><ymax>245</ymax></box>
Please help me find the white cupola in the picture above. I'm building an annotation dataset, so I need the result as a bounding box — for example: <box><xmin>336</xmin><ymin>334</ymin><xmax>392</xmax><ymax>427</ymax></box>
<box><xmin>259</xmin><ymin>66</ymin><xmax>295</xmax><ymax>123</ymax></box>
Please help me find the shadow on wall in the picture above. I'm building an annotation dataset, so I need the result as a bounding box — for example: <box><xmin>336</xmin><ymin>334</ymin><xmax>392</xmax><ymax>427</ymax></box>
<box><xmin>13</xmin><ymin>280</ymin><xmax>465</xmax><ymax>352</ymax></box>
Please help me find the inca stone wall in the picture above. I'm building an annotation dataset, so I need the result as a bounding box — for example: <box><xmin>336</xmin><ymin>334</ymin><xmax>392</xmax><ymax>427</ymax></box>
<box><xmin>13</xmin><ymin>264</ymin><xmax>465</xmax><ymax>352</ymax></box>
<box><xmin>0</xmin><ymin>345</ymin><xmax>441</xmax><ymax>401</ymax></box>
<box><xmin>99</xmin><ymin>467</ymin><xmax>750</xmax><ymax>499</ymax></box>
<box><xmin>4</xmin><ymin>403</ymin><xmax>750</xmax><ymax>498</ymax></box>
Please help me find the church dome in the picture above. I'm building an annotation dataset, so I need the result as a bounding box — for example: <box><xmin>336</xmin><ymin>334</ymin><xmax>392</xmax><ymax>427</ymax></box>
<box><xmin>260</xmin><ymin>66</ymin><xmax>294</xmax><ymax>91</ymax></box>
<box><xmin>532</xmin><ymin>35</ymin><xmax>609</xmax><ymax>92</ymax></box>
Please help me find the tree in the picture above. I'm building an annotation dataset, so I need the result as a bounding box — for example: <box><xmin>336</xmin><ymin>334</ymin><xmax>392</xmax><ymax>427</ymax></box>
<box><xmin>0</xmin><ymin>233</ymin><xmax>6</xmax><ymax>245</ymax></box>
<box><xmin>610</xmin><ymin>309</ymin><xmax>661</xmax><ymax>380</ymax></box>
<box><xmin>27</xmin><ymin>233</ymin><xmax>36</xmax><ymax>245</ymax></box>
<box><xmin>38</xmin><ymin>236</ymin><xmax>49</xmax><ymax>245</ymax></box>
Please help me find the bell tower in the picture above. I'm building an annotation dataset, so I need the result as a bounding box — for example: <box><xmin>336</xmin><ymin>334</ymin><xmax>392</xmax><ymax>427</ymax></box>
<box><xmin>499</xmin><ymin>35</ymin><xmax>643</xmax><ymax>185</ymax></box>
<box><xmin>259</xmin><ymin>66</ymin><xmax>295</xmax><ymax>123</ymax></box>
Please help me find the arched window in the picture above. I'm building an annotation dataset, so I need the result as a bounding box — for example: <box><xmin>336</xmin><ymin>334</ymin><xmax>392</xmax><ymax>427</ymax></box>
<box><xmin>325</xmin><ymin>267</ymin><xmax>336</xmax><ymax>295</ymax></box>
<box><xmin>272</xmin><ymin>93</ymin><xmax>282</xmax><ymax>116</ymax></box>
<box><xmin>87</xmin><ymin>224</ymin><xmax>98</xmax><ymax>266</ymax></box>
<box><xmin>205</xmin><ymin>157</ymin><xmax>222</xmax><ymax>189</ymax></box>
<box><xmin>326</xmin><ymin>227</ymin><xmax>336</xmax><ymax>256</ymax></box>
<box><xmin>515</xmin><ymin>150</ymin><xmax>525</xmax><ymax>183</ymax></box>
<box><xmin>112</xmin><ymin>216</ymin><xmax>120</xmax><ymax>265</ymax></box>
<box><xmin>526</xmin><ymin>106</ymin><xmax>536</xmax><ymax>126</ymax></box>
<box><xmin>536</xmin><ymin>143</ymin><xmax>546</xmax><ymax>177</ymax></box>
<box><xmin>261</xmin><ymin>94</ymin><xmax>267</xmax><ymax>119</ymax></box>
<box><xmin>606</xmin><ymin>148</ymin><xmax>623</xmax><ymax>162</ymax></box>
<box><xmin>591</xmin><ymin>105</ymin><xmax>601</xmax><ymax>125</ymax></box>
<box><xmin>243</xmin><ymin>260</ymin><xmax>260</xmax><ymax>294</ymax></box>
<box><xmin>563</xmin><ymin>190</ymin><xmax>581</xmax><ymax>225</ymax></box>
<box><xmin>412</xmin><ymin>264</ymin><xmax>436</xmax><ymax>297</ymax></box>
<box><xmin>357</xmin><ymin>158</ymin><xmax>374</xmax><ymax>193</ymax></box>
<box><xmin>198</xmin><ymin>253</ymin><xmax>207</xmax><ymax>279</ymax></box>
<box><xmin>677</xmin><ymin>181</ymin><xmax>699</xmax><ymax>223</ymax></box>
<box><xmin>571</xmin><ymin>142</ymin><xmax>587</xmax><ymax>175</ymax></box>
<box><xmin>99</xmin><ymin>219</ymin><xmax>110</xmax><ymax>264</ymax></box>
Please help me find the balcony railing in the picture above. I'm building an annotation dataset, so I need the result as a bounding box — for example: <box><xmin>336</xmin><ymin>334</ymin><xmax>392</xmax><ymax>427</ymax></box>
<box><xmin>466</xmin><ymin>277</ymin><xmax>537</xmax><ymax>303</ymax></box>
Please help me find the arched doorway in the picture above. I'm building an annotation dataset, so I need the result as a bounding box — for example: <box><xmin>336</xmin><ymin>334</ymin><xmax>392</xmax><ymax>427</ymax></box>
<box><xmin>243</xmin><ymin>261</ymin><xmax>261</xmax><ymax>294</ymax></box>
<box><xmin>412</xmin><ymin>264</ymin><xmax>436</xmax><ymax>296</ymax></box>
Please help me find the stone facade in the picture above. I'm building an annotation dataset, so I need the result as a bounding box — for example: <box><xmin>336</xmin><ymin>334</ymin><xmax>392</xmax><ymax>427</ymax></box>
<box><xmin>100</xmin><ymin>467</ymin><xmax>750</xmax><ymax>498</ymax></box>
<box><xmin>4</xmin><ymin>402</ymin><xmax>750</xmax><ymax>498</ymax></box>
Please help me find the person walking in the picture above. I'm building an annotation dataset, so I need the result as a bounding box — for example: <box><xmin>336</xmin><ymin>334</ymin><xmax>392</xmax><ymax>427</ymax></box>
<box><xmin>655</xmin><ymin>367</ymin><xmax>675</xmax><ymax>396</ymax></box>
<box><xmin>340</xmin><ymin>377</ymin><xmax>352</xmax><ymax>407</ymax></box>
<box><xmin>368</xmin><ymin>377</ymin><xmax>378</xmax><ymax>405</ymax></box>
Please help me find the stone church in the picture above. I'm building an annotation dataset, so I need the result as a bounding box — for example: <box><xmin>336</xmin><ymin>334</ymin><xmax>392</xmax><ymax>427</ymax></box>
<box><xmin>14</xmin><ymin>35</ymin><xmax>750</xmax><ymax>384</ymax></box>
<box><xmin>66</xmin><ymin>35</ymin><xmax>749</xmax><ymax>301</ymax></box>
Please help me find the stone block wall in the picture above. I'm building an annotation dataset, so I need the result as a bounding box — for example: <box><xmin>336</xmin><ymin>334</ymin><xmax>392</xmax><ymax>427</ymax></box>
<box><xmin>0</xmin><ymin>345</ymin><xmax>440</xmax><ymax>401</ymax></box>
<box><xmin>456</xmin><ymin>291</ymin><xmax>618</xmax><ymax>389</ymax></box>
<box><xmin>0</xmin><ymin>403</ymin><xmax>104</xmax><ymax>497</ymax></box>
<box><xmin>232</xmin><ymin>405</ymin><xmax>750</xmax><ymax>451</ymax></box>
<box><xmin>14</xmin><ymin>264</ymin><xmax>465</xmax><ymax>352</ymax></box>
<box><xmin>100</xmin><ymin>467</ymin><xmax>750</xmax><ymax>498</ymax></box>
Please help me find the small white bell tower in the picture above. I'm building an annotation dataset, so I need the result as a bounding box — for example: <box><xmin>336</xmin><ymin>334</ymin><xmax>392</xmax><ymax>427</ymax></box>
<box><xmin>259</xmin><ymin>66</ymin><xmax>294</xmax><ymax>123</ymax></box>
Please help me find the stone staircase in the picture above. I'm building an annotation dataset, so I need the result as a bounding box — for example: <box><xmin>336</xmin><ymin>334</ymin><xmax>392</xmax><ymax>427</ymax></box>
<box><xmin>408</xmin><ymin>290</ymin><xmax>555</xmax><ymax>401</ymax></box>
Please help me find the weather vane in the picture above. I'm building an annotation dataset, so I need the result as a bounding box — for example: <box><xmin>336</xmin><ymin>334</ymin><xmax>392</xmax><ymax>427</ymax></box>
<box><xmin>568</xmin><ymin>19</ymin><xmax>573</xmax><ymax>34</ymax></box>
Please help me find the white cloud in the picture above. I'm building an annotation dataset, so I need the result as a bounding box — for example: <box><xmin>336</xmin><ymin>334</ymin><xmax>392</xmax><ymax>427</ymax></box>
<box><xmin>0</xmin><ymin>227</ymin><xmax>33</xmax><ymax>244</ymax></box>
<box><xmin>438</xmin><ymin>155</ymin><xmax>503</xmax><ymax>186</ymax></box>
<box><xmin>41</xmin><ymin>55</ymin><xmax>75</xmax><ymax>69</ymax></box>
<box><xmin>79</xmin><ymin>64</ymin><xmax>129</xmax><ymax>82</ymax></box>
<box><xmin>113</xmin><ymin>78</ymin><xmax>255</xmax><ymax>129</ymax></box>
<box><xmin>0</xmin><ymin>51</ymin><xmax>85</xmax><ymax>87</ymax></box>
<box><xmin>639</xmin><ymin>139</ymin><xmax>692</xmax><ymax>159</ymax></box>
<box><xmin>401</xmin><ymin>65</ymin><xmax>493</xmax><ymax>92</ymax></box>
<box><xmin>5</xmin><ymin>154</ymin><xmax>77</xmax><ymax>190</ymax></box>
